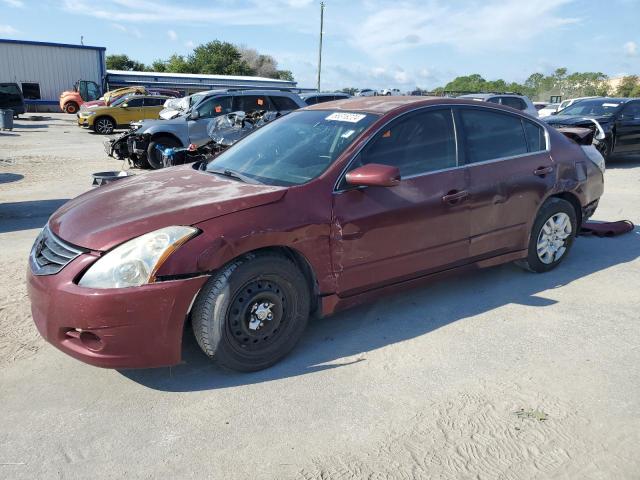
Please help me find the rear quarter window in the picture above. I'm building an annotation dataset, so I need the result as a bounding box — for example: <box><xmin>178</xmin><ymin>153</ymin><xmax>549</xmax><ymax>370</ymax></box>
<box><xmin>270</xmin><ymin>95</ymin><xmax>301</xmax><ymax>111</ymax></box>
<box><xmin>460</xmin><ymin>108</ymin><xmax>528</xmax><ymax>163</ymax></box>
<box><xmin>523</xmin><ymin>120</ymin><xmax>546</xmax><ymax>152</ymax></box>
<box><xmin>501</xmin><ymin>97</ymin><xmax>527</xmax><ymax>111</ymax></box>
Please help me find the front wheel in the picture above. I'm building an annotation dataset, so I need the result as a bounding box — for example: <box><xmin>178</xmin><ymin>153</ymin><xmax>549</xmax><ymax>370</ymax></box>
<box><xmin>516</xmin><ymin>197</ymin><xmax>577</xmax><ymax>273</ymax></box>
<box><xmin>191</xmin><ymin>254</ymin><xmax>310</xmax><ymax>372</ymax></box>
<box><xmin>63</xmin><ymin>102</ymin><xmax>79</xmax><ymax>114</ymax></box>
<box><xmin>146</xmin><ymin>137</ymin><xmax>180</xmax><ymax>169</ymax></box>
<box><xmin>94</xmin><ymin>117</ymin><xmax>115</xmax><ymax>134</ymax></box>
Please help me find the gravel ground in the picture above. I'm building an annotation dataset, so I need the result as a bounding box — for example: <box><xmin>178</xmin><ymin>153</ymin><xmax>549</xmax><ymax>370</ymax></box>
<box><xmin>1</xmin><ymin>114</ymin><xmax>639</xmax><ymax>479</ymax></box>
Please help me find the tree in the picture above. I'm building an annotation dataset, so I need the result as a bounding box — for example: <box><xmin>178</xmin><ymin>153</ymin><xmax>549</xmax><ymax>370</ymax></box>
<box><xmin>163</xmin><ymin>54</ymin><xmax>192</xmax><ymax>74</ymax></box>
<box><xmin>188</xmin><ymin>41</ymin><xmax>253</xmax><ymax>75</ymax></box>
<box><xmin>106</xmin><ymin>54</ymin><xmax>146</xmax><ymax>71</ymax></box>
<box><xmin>616</xmin><ymin>76</ymin><xmax>640</xmax><ymax>97</ymax></box>
<box><xmin>341</xmin><ymin>87</ymin><xmax>358</xmax><ymax>95</ymax></box>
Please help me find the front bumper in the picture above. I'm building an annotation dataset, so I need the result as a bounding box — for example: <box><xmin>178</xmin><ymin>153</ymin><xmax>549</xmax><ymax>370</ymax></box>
<box><xmin>76</xmin><ymin>114</ymin><xmax>93</xmax><ymax>128</ymax></box>
<box><xmin>27</xmin><ymin>254</ymin><xmax>208</xmax><ymax>369</ymax></box>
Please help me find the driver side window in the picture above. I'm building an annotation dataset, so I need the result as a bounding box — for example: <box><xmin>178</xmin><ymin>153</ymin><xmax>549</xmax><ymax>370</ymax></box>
<box><xmin>124</xmin><ymin>98</ymin><xmax>143</xmax><ymax>107</ymax></box>
<box><xmin>357</xmin><ymin>108</ymin><xmax>457</xmax><ymax>177</ymax></box>
<box><xmin>196</xmin><ymin>96</ymin><xmax>232</xmax><ymax>118</ymax></box>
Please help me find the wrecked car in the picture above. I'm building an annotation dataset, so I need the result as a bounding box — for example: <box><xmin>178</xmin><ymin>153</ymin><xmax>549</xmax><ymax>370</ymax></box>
<box><xmin>105</xmin><ymin>90</ymin><xmax>305</xmax><ymax>169</ymax></box>
<box><xmin>28</xmin><ymin>97</ymin><xmax>604</xmax><ymax>372</ymax></box>
<box><xmin>544</xmin><ymin>97</ymin><xmax>640</xmax><ymax>161</ymax></box>
<box><xmin>77</xmin><ymin>94</ymin><xmax>170</xmax><ymax>134</ymax></box>
<box><xmin>158</xmin><ymin>110</ymin><xmax>283</xmax><ymax>168</ymax></box>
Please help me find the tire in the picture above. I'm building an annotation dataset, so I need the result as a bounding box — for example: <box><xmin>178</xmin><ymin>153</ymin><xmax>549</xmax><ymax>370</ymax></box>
<box><xmin>191</xmin><ymin>253</ymin><xmax>310</xmax><ymax>372</ymax></box>
<box><xmin>63</xmin><ymin>102</ymin><xmax>79</xmax><ymax>114</ymax></box>
<box><xmin>146</xmin><ymin>136</ymin><xmax>180</xmax><ymax>169</ymax></box>
<box><xmin>516</xmin><ymin>197</ymin><xmax>577</xmax><ymax>273</ymax></box>
<box><xmin>93</xmin><ymin>116</ymin><xmax>115</xmax><ymax>135</ymax></box>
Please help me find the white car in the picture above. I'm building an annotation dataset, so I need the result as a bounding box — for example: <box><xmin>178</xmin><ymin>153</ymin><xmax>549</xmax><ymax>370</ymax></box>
<box><xmin>380</xmin><ymin>88</ymin><xmax>401</xmax><ymax>96</ymax></box>
<box><xmin>355</xmin><ymin>89</ymin><xmax>377</xmax><ymax>97</ymax></box>
<box><xmin>557</xmin><ymin>96</ymin><xmax>598</xmax><ymax>113</ymax></box>
<box><xmin>538</xmin><ymin>103</ymin><xmax>561</xmax><ymax>117</ymax></box>
<box><xmin>458</xmin><ymin>93</ymin><xmax>539</xmax><ymax>117</ymax></box>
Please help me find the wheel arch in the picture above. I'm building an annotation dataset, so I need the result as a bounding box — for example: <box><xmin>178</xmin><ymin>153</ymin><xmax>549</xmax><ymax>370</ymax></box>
<box><xmin>547</xmin><ymin>191</ymin><xmax>583</xmax><ymax>228</ymax></box>
<box><xmin>150</xmin><ymin>132</ymin><xmax>183</xmax><ymax>147</ymax></box>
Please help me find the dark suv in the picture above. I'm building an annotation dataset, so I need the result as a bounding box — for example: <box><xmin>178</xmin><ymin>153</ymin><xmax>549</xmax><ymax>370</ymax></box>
<box><xmin>28</xmin><ymin>97</ymin><xmax>604</xmax><ymax>372</ymax></box>
<box><xmin>116</xmin><ymin>89</ymin><xmax>306</xmax><ymax>168</ymax></box>
<box><xmin>0</xmin><ymin>83</ymin><xmax>25</xmax><ymax>117</ymax></box>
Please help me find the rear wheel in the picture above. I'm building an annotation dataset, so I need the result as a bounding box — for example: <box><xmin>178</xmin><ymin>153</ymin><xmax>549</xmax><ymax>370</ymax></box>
<box><xmin>146</xmin><ymin>136</ymin><xmax>180</xmax><ymax>169</ymax></box>
<box><xmin>63</xmin><ymin>102</ymin><xmax>79</xmax><ymax>114</ymax></box>
<box><xmin>94</xmin><ymin>117</ymin><xmax>115</xmax><ymax>134</ymax></box>
<box><xmin>191</xmin><ymin>253</ymin><xmax>310</xmax><ymax>372</ymax></box>
<box><xmin>516</xmin><ymin>198</ymin><xmax>577</xmax><ymax>273</ymax></box>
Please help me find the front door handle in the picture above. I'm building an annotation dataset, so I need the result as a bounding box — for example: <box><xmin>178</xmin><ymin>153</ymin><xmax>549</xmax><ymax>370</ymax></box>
<box><xmin>533</xmin><ymin>166</ymin><xmax>554</xmax><ymax>176</ymax></box>
<box><xmin>442</xmin><ymin>190</ymin><xmax>469</xmax><ymax>204</ymax></box>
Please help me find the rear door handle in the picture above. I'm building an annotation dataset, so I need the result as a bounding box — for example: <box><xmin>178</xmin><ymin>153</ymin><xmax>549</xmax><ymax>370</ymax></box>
<box><xmin>533</xmin><ymin>166</ymin><xmax>554</xmax><ymax>176</ymax></box>
<box><xmin>442</xmin><ymin>190</ymin><xmax>469</xmax><ymax>204</ymax></box>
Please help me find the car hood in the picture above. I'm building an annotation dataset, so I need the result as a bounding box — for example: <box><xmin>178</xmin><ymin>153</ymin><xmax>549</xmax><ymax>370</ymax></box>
<box><xmin>544</xmin><ymin>114</ymin><xmax>612</xmax><ymax>126</ymax></box>
<box><xmin>137</xmin><ymin>116</ymin><xmax>186</xmax><ymax>131</ymax></box>
<box><xmin>49</xmin><ymin>165</ymin><xmax>287</xmax><ymax>251</ymax></box>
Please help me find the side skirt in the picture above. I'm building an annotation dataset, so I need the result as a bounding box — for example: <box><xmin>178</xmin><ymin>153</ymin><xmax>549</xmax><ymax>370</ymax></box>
<box><xmin>320</xmin><ymin>249</ymin><xmax>527</xmax><ymax>316</ymax></box>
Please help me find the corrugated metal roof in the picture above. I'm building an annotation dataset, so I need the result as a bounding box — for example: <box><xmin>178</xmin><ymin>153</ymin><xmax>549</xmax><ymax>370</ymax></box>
<box><xmin>106</xmin><ymin>69</ymin><xmax>296</xmax><ymax>85</ymax></box>
<box><xmin>0</xmin><ymin>38</ymin><xmax>105</xmax><ymax>51</ymax></box>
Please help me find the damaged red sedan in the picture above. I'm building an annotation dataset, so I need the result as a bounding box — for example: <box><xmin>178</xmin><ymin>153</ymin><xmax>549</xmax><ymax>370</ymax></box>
<box><xmin>27</xmin><ymin>97</ymin><xmax>604</xmax><ymax>371</ymax></box>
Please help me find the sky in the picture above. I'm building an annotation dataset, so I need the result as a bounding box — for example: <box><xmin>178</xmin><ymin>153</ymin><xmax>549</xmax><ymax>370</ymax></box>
<box><xmin>1</xmin><ymin>0</ymin><xmax>639</xmax><ymax>90</ymax></box>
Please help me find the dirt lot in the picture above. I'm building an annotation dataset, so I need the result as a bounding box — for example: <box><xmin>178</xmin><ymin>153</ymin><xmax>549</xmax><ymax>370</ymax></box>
<box><xmin>1</xmin><ymin>113</ymin><xmax>639</xmax><ymax>479</ymax></box>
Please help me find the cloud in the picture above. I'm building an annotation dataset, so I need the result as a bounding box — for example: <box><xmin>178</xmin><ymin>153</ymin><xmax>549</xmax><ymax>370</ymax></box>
<box><xmin>2</xmin><ymin>0</ymin><xmax>24</xmax><ymax>7</ymax></box>
<box><xmin>350</xmin><ymin>0</ymin><xmax>578</xmax><ymax>55</ymax></box>
<box><xmin>623</xmin><ymin>41</ymin><xmax>638</xmax><ymax>57</ymax></box>
<box><xmin>167</xmin><ymin>29</ymin><xmax>177</xmax><ymax>41</ymax></box>
<box><xmin>0</xmin><ymin>24</ymin><xmax>18</xmax><ymax>34</ymax></box>
<box><xmin>110</xmin><ymin>22</ymin><xmax>142</xmax><ymax>38</ymax></box>
<box><xmin>184</xmin><ymin>40</ymin><xmax>195</xmax><ymax>49</ymax></box>
<box><xmin>61</xmin><ymin>0</ymin><xmax>316</xmax><ymax>27</ymax></box>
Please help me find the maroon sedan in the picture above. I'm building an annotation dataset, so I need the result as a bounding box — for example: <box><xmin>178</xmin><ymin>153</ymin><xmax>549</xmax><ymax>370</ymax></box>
<box><xmin>28</xmin><ymin>97</ymin><xmax>604</xmax><ymax>371</ymax></box>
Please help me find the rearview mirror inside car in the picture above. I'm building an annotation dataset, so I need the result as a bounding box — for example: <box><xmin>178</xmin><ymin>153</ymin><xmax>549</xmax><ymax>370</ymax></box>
<box><xmin>345</xmin><ymin>163</ymin><xmax>401</xmax><ymax>188</ymax></box>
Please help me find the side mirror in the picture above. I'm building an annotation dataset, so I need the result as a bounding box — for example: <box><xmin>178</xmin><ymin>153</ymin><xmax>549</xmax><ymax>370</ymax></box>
<box><xmin>190</xmin><ymin>110</ymin><xmax>200</xmax><ymax>120</ymax></box>
<box><xmin>345</xmin><ymin>163</ymin><xmax>401</xmax><ymax>188</ymax></box>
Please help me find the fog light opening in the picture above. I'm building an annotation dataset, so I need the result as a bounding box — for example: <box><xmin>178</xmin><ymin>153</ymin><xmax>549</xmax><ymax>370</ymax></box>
<box><xmin>79</xmin><ymin>331</ymin><xmax>104</xmax><ymax>351</ymax></box>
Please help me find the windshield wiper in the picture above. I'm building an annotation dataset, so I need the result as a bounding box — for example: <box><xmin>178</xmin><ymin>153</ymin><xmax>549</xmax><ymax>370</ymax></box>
<box><xmin>207</xmin><ymin>168</ymin><xmax>260</xmax><ymax>184</ymax></box>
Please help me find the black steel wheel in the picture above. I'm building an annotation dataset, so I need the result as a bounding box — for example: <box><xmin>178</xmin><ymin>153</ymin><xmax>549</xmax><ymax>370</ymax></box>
<box><xmin>192</xmin><ymin>253</ymin><xmax>310</xmax><ymax>372</ymax></box>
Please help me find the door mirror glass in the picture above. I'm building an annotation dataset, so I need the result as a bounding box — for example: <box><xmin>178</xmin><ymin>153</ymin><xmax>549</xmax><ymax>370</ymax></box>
<box><xmin>190</xmin><ymin>110</ymin><xmax>200</xmax><ymax>120</ymax></box>
<box><xmin>345</xmin><ymin>163</ymin><xmax>401</xmax><ymax>187</ymax></box>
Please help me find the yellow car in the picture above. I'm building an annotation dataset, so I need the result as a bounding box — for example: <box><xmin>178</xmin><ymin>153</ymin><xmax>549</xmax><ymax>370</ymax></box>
<box><xmin>77</xmin><ymin>95</ymin><xmax>169</xmax><ymax>134</ymax></box>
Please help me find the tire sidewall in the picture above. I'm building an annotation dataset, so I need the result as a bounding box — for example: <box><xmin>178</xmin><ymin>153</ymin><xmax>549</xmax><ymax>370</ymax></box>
<box><xmin>147</xmin><ymin>137</ymin><xmax>180</xmax><ymax>169</ymax></box>
<box><xmin>526</xmin><ymin>198</ymin><xmax>577</xmax><ymax>273</ymax></box>
<box><xmin>194</xmin><ymin>255</ymin><xmax>310</xmax><ymax>371</ymax></box>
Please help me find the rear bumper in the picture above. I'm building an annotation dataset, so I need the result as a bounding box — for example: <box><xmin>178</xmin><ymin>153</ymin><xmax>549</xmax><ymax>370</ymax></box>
<box><xmin>27</xmin><ymin>254</ymin><xmax>208</xmax><ymax>369</ymax></box>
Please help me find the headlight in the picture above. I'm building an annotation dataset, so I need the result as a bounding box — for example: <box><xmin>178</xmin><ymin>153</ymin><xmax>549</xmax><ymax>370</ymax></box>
<box><xmin>83</xmin><ymin>111</ymin><xmax>96</xmax><ymax>117</ymax></box>
<box><xmin>78</xmin><ymin>226</ymin><xmax>198</xmax><ymax>289</ymax></box>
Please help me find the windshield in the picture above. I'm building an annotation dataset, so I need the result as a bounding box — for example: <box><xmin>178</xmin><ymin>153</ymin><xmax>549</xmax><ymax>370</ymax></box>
<box><xmin>110</xmin><ymin>95</ymin><xmax>131</xmax><ymax>107</ymax></box>
<box><xmin>559</xmin><ymin>99</ymin><xmax>625</xmax><ymax>117</ymax></box>
<box><xmin>206</xmin><ymin>110</ymin><xmax>378</xmax><ymax>186</ymax></box>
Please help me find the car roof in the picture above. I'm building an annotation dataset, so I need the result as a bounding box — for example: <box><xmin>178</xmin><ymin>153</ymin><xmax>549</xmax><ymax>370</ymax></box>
<box><xmin>304</xmin><ymin>95</ymin><xmax>534</xmax><ymax>115</ymax></box>
<box><xmin>301</xmin><ymin>92</ymin><xmax>349</xmax><ymax>98</ymax></box>
<box><xmin>458</xmin><ymin>93</ymin><xmax>523</xmax><ymax>99</ymax></box>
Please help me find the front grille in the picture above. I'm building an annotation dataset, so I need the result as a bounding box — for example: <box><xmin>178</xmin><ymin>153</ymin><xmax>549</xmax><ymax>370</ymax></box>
<box><xmin>30</xmin><ymin>225</ymin><xmax>85</xmax><ymax>275</ymax></box>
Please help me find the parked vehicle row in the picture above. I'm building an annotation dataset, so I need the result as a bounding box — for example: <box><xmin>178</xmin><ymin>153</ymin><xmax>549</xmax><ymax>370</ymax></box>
<box><xmin>28</xmin><ymin>96</ymin><xmax>605</xmax><ymax>372</ymax></box>
<box><xmin>0</xmin><ymin>82</ymin><xmax>25</xmax><ymax>117</ymax></box>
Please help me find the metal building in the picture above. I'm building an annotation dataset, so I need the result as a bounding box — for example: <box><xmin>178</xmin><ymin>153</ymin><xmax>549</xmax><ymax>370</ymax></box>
<box><xmin>105</xmin><ymin>70</ymin><xmax>301</xmax><ymax>95</ymax></box>
<box><xmin>0</xmin><ymin>38</ymin><xmax>106</xmax><ymax>112</ymax></box>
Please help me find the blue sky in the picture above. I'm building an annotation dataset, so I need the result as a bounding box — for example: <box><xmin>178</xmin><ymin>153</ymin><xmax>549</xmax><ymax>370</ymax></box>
<box><xmin>1</xmin><ymin>0</ymin><xmax>639</xmax><ymax>90</ymax></box>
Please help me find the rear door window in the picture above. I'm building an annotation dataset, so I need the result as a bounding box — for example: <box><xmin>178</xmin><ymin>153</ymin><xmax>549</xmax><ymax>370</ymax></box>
<box><xmin>460</xmin><ymin>108</ymin><xmax>528</xmax><ymax>163</ymax></box>
<box><xmin>234</xmin><ymin>95</ymin><xmax>271</xmax><ymax>112</ymax></box>
<box><xmin>359</xmin><ymin>108</ymin><xmax>457</xmax><ymax>176</ymax></box>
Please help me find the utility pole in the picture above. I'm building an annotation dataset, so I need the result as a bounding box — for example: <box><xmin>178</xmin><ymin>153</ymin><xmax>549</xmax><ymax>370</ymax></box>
<box><xmin>317</xmin><ymin>2</ymin><xmax>324</xmax><ymax>92</ymax></box>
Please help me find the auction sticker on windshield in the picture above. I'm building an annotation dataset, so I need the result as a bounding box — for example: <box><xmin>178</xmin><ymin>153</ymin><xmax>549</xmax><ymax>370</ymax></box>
<box><xmin>325</xmin><ymin>112</ymin><xmax>367</xmax><ymax>123</ymax></box>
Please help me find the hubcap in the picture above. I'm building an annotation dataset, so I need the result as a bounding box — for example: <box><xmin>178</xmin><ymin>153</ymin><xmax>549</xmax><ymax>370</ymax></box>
<box><xmin>227</xmin><ymin>280</ymin><xmax>286</xmax><ymax>352</ymax></box>
<box><xmin>537</xmin><ymin>212</ymin><xmax>572</xmax><ymax>264</ymax></box>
